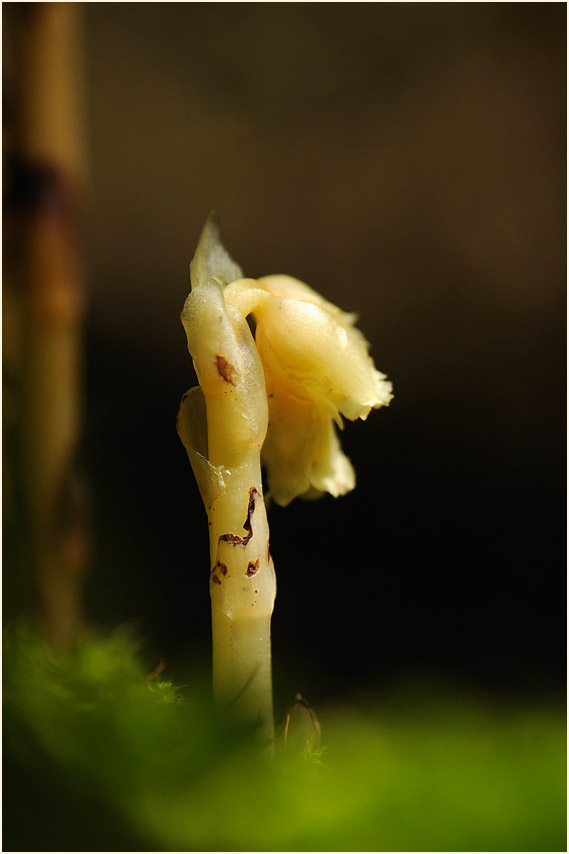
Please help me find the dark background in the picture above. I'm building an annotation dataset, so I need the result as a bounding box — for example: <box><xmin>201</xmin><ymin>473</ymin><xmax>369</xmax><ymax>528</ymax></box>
<box><xmin>15</xmin><ymin>4</ymin><xmax>569</xmax><ymax>708</ymax></box>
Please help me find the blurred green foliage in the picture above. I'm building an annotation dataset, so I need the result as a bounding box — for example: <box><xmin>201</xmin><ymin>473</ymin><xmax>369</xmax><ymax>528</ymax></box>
<box><xmin>4</xmin><ymin>624</ymin><xmax>566</xmax><ymax>852</ymax></box>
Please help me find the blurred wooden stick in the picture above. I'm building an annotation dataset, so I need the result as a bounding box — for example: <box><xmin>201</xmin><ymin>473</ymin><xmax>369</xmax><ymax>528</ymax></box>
<box><xmin>5</xmin><ymin>3</ymin><xmax>89</xmax><ymax>650</ymax></box>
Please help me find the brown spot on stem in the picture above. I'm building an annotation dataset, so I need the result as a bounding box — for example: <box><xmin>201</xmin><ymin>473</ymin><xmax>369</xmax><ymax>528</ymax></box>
<box><xmin>219</xmin><ymin>487</ymin><xmax>259</xmax><ymax>548</ymax></box>
<box><xmin>216</xmin><ymin>354</ymin><xmax>237</xmax><ymax>385</ymax></box>
<box><xmin>243</xmin><ymin>487</ymin><xmax>257</xmax><ymax>532</ymax></box>
<box><xmin>246</xmin><ymin>559</ymin><xmax>259</xmax><ymax>577</ymax></box>
<box><xmin>220</xmin><ymin>532</ymin><xmax>248</xmax><ymax>546</ymax></box>
<box><xmin>211</xmin><ymin>561</ymin><xmax>228</xmax><ymax>582</ymax></box>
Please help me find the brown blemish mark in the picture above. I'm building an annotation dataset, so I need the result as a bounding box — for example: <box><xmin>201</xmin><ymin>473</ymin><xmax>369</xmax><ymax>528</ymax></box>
<box><xmin>211</xmin><ymin>560</ymin><xmax>228</xmax><ymax>576</ymax></box>
<box><xmin>243</xmin><ymin>487</ymin><xmax>257</xmax><ymax>533</ymax></box>
<box><xmin>216</xmin><ymin>354</ymin><xmax>237</xmax><ymax>385</ymax></box>
<box><xmin>267</xmin><ymin>535</ymin><xmax>272</xmax><ymax>563</ymax></box>
<box><xmin>246</xmin><ymin>559</ymin><xmax>259</xmax><ymax>577</ymax></box>
<box><xmin>219</xmin><ymin>487</ymin><xmax>259</xmax><ymax>548</ymax></box>
<box><xmin>211</xmin><ymin>561</ymin><xmax>228</xmax><ymax>584</ymax></box>
<box><xmin>219</xmin><ymin>532</ymin><xmax>250</xmax><ymax>547</ymax></box>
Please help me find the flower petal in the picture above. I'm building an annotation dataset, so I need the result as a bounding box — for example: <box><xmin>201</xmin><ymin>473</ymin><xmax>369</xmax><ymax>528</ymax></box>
<box><xmin>261</xmin><ymin>380</ymin><xmax>356</xmax><ymax>507</ymax></box>
<box><xmin>252</xmin><ymin>284</ymin><xmax>392</xmax><ymax>423</ymax></box>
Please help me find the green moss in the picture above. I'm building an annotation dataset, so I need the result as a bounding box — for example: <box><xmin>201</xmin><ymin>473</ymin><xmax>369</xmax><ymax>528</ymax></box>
<box><xmin>4</xmin><ymin>625</ymin><xmax>566</xmax><ymax>852</ymax></box>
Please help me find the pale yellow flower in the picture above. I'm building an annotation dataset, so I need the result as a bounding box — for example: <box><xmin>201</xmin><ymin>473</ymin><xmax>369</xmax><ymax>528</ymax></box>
<box><xmin>179</xmin><ymin>215</ymin><xmax>392</xmax><ymax>508</ymax></box>
<box><xmin>221</xmin><ymin>274</ymin><xmax>392</xmax><ymax>506</ymax></box>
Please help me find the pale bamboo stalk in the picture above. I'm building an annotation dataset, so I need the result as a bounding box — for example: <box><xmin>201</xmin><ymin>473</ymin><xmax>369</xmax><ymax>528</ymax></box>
<box><xmin>14</xmin><ymin>3</ymin><xmax>88</xmax><ymax>650</ymax></box>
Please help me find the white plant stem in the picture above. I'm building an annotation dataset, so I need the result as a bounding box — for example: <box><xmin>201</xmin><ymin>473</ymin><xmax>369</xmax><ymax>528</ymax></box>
<box><xmin>177</xmin><ymin>265</ymin><xmax>276</xmax><ymax>745</ymax></box>
<box><xmin>206</xmin><ymin>457</ymin><xmax>276</xmax><ymax>744</ymax></box>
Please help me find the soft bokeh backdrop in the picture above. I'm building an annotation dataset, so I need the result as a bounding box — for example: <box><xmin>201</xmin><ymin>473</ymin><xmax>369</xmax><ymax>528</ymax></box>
<box><xmin>6</xmin><ymin>3</ymin><xmax>566</xmax><ymax>706</ymax></box>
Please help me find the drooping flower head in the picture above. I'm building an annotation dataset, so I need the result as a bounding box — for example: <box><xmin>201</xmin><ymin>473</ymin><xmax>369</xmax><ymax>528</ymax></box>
<box><xmin>178</xmin><ymin>214</ymin><xmax>392</xmax><ymax>507</ymax></box>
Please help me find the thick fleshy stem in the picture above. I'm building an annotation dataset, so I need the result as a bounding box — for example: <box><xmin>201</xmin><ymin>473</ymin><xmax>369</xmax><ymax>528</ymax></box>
<box><xmin>177</xmin><ymin>219</ymin><xmax>276</xmax><ymax>743</ymax></box>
